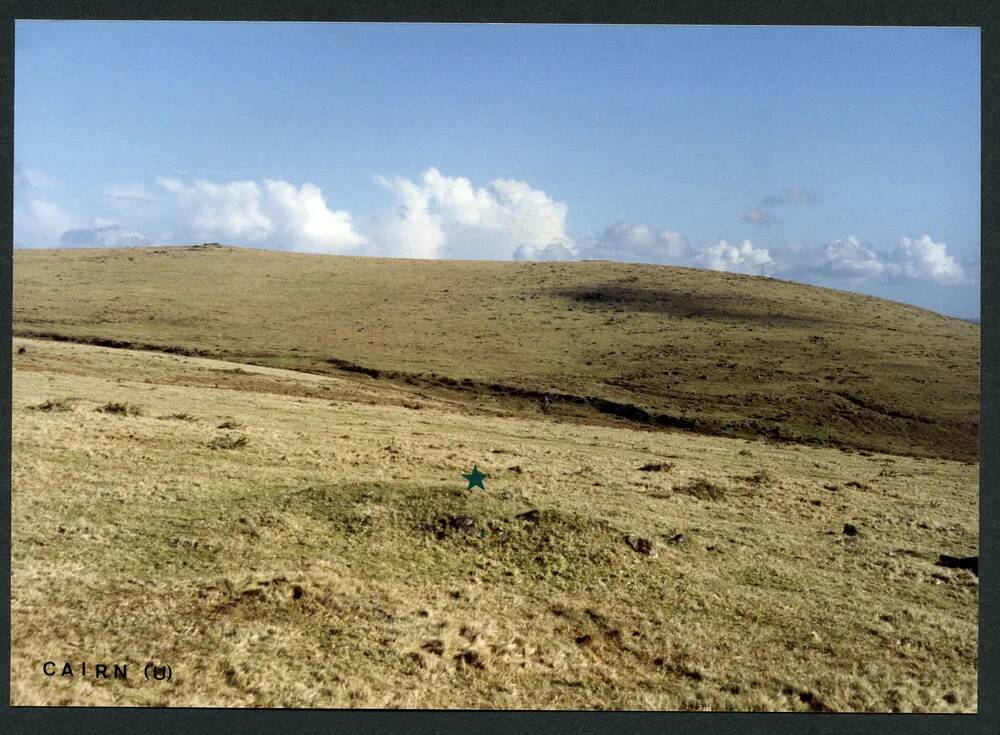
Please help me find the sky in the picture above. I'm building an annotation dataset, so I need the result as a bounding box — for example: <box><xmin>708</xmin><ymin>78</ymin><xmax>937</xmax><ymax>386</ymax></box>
<box><xmin>13</xmin><ymin>22</ymin><xmax>981</xmax><ymax>318</ymax></box>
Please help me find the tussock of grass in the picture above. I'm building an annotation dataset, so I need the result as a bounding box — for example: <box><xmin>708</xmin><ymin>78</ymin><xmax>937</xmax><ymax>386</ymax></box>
<box><xmin>207</xmin><ymin>433</ymin><xmax>249</xmax><ymax>449</ymax></box>
<box><xmin>31</xmin><ymin>398</ymin><xmax>76</xmax><ymax>412</ymax></box>
<box><xmin>674</xmin><ymin>478</ymin><xmax>727</xmax><ymax>501</ymax></box>
<box><xmin>161</xmin><ymin>412</ymin><xmax>197</xmax><ymax>421</ymax></box>
<box><xmin>217</xmin><ymin>419</ymin><xmax>241</xmax><ymax>429</ymax></box>
<box><xmin>97</xmin><ymin>401</ymin><xmax>143</xmax><ymax>416</ymax></box>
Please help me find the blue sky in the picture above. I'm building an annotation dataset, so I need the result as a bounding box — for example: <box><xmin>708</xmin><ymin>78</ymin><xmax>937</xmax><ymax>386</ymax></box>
<box><xmin>14</xmin><ymin>22</ymin><xmax>980</xmax><ymax>318</ymax></box>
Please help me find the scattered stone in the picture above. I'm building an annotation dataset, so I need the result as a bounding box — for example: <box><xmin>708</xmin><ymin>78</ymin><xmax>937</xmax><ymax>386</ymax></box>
<box><xmin>666</xmin><ymin>533</ymin><xmax>687</xmax><ymax>545</ymax></box>
<box><xmin>515</xmin><ymin>509</ymin><xmax>541</xmax><ymax>523</ymax></box>
<box><xmin>291</xmin><ymin>585</ymin><xmax>304</xmax><ymax>600</ymax></box>
<box><xmin>507</xmin><ymin>465</ymin><xmax>523</xmax><ymax>473</ymax></box>
<box><xmin>17</xmin><ymin>346</ymin><xmax>26</xmax><ymax>354</ymax></box>
<box><xmin>843</xmin><ymin>523</ymin><xmax>859</xmax><ymax>537</ymax></box>
<box><xmin>575</xmin><ymin>634</ymin><xmax>594</xmax><ymax>647</ymax></box>
<box><xmin>938</xmin><ymin>554</ymin><xmax>978</xmax><ymax>576</ymax></box>
<box><xmin>625</xmin><ymin>535</ymin><xmax>657</xmax><ymax>557</ymax></box>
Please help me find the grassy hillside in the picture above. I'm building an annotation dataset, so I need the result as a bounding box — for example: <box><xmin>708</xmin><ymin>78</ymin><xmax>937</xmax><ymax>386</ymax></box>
<box><xmin>11</xmin><ymin>337</ymin><xmax>978</xmax><ymax>710</ymax></box>
<box><xmin>13</xmin><ymin>244</ymin><xmax>979</xmax><ymax>461</ymax></box>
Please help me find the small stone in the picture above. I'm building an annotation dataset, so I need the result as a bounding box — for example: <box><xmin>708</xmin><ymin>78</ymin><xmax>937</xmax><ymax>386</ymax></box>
<box><xmin>667</xmin><ymin>533</ymin><xmax>687</xmax><ymax>545</ymax></box>
<box><xmin>515</xmin><ymin>509</ymin><xmax>541</xmax><ymax>523</ymax></box>
<box><xmin>843</xmin><ymin>523</ymin><xmax>859</xmax><ymax>537</ymax></box>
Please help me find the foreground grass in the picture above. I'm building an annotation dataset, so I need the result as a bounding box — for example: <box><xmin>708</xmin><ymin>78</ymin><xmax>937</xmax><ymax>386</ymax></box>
<box><xmin>11</xmin><ymin>338</ymin><xmax>978</xmax><ymax>710</ymax></box>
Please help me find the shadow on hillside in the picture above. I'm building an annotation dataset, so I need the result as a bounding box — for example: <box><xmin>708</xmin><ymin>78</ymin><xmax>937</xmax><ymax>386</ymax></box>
<box><xmin>552</xmin><ymin>285</ymin><xmax>850</xmax><ymax>328</ymax></box>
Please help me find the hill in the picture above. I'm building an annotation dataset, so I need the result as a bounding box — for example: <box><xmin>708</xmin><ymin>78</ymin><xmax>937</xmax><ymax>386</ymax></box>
<box><xmin>13</xmin><ymin>244</ymin><xmax>980</xmax><ymax>461</ymax></box>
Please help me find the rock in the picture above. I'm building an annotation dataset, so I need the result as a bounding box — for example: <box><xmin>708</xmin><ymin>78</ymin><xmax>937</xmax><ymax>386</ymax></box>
<box><xmin>938</xmin><ymin>554</ymin><xmax>978</xmax><ymax>576</ymax></box>
<box><xmin>515</xmin><ymin>509</ymin><xmax>541</xmax><ymax>523</ymax></box>
<box><xmin>17</xmin><ymin>346</ymin><xmax>26</xmax><ymax>354</ymax></box>
<box><xmin>667</xmin><ymin>533</ymin><xmax>687</xmax><ymax>545</ymax></box>
<box><xmin>843</xmin><ymin>523</ymin><xmax>859</xmax><ymax>537</ymax></box>
<box><xmin>625</xmin><ymin>535</ymin><xmax>657</xmax><ymax>557</ymax></box>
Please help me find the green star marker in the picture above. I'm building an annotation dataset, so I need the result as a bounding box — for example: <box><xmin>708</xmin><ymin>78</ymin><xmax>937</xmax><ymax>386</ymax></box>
<box><xmin>462</xmin><ymin>464</ymin><xmax>488</xmax><ymax>491</ymax></box>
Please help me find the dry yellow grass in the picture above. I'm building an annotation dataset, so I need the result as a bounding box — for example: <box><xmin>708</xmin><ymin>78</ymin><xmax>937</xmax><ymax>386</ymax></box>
<box><xmin>13</xmin><ymin>245</ymin><xmax>980</xmax><ymax>461</ymax></box>
<box><xmin>11</xmin><ymin>337</ymin><xmax>978</xmax><ymax>710</ymax></box>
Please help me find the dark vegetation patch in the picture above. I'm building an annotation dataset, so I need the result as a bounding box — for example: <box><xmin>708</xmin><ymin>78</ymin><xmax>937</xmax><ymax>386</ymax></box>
<box><xmin>637</xmin><ymin>462</ymin><xmax>674</xmax><ymax>473</ymax></box>
<box><xmin>217</xmin><ymin>420</ymin><xmax>241</xmax><ymax>429</ymax></box>
<box><xmin>553</xmin><ymin>284</ymin><xmax>847</xmax><ymax>328</ymax></box>
<box><xmin>938</xmin><ymin>555</ymin><xmax>978</xmax><ymax>576</ymax></box>
<box><xmin>13</xmin><ymin>329</ymin><xmax>210</xmax><ymax>357</ymax></box>
<box><xmin>162</xmin><ymin>412</ymin><xmax>197</xmax><ymax>421</ymax></box>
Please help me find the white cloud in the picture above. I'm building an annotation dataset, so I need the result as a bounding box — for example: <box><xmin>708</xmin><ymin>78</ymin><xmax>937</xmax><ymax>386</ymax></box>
<box><xmin>375</xmin><ymin>167</ymin><xmax>578</xmax><ymax>260</ymax></box>
<box><xmin>701</xmin><ymin>239</ymin><xmax>775</xmax><ymax>275</ymax></box>
<box><xmin>890</xmin><ymin>235</ymin><xmax>964</xmax><ymax>285</ymax></box>
<box><xmin>579</xmin><ymin>222</ymin><xmax>688</xmax><ymax>264</ymax></box>
<box><xmin>156</xmin><ymin>177</ymin><xmax>366</xmax><ymax>253</ymax></box>
<box><xmin>816</xmin><ymin>235</ymin><xmax>886</xmax><ymax>280</ymax></box>
<box><xmin>807</xmin><ymin>233</ymin><xmax>964</xmax><ymax>286</ymax></box>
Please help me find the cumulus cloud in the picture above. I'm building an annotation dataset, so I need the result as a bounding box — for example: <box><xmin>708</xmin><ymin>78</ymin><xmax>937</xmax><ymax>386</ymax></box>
<box><xmin>156</xmin><ymin>177</ymin><xmax>366</xmax><ymax>253</ymax></box>
<box><xmin>375</xmin><ymin>168</ymin><xmax>578</xmax><ymax>260</ymax></box>
<box><xmin>742</xmin><ymin>208</ymin><xmax>776</xmax><ymax>227</ymax></box>
<box><xmin>889</xmin><ymin>235</ymin><xmax>964</xmax><ymax>285</ymax></box>
<box><xmin>815</xmin><ymin>235</ymin><xmax>886</xmax><ymax>280</ymax></box>
<box><xmin>807</xmin><ymin>233</ymin><xmax>964</xmax><ymax>285</ymax></box>
<box><xmin>761</xmin><ymin>185</ymin><xmax>821</xmax><ymax>207</ymax></box>
<box><xmin>579</xmin><ymin>222</ymin><xmax>688</xmax><ymax>263</ymax></box>
<box><xmin>701</xmin><ymin>239</ymin><xmax>775</xmax><ymax>275</ymax></box>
